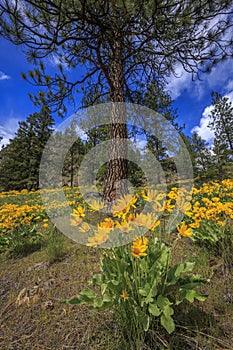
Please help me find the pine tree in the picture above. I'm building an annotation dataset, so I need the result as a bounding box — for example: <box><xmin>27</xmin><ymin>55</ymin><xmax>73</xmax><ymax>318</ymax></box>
<box><xmin>209</xmin><ymin>92</ymin><xmax>233</xmax><ymax>154</ymax></box>
<box><xmin>138</xmin><ymin>81</ymin><xmax>183</xmax><ymax>182</ymax></box>
<box><xmin>190</xmin><ymin>132</ymin><xmax>213</xmax><ymax>177</ymax></box>
<box><xmin>0</xmin><ymin>108</ymin><xmax>54</xmax><ymax>190</ymax></box>
<box><xmin>62</xmin><ymin>119</ymin><xmax>85</xmax><ymax>187</ymax></box>
<box><xmin>207</xmin><ymin>92</ymin><xmax>233</xmax><ymax>179</ymax></box>
<box><xmin>1</xmin><ymin>1</ymin><xmax>232</xmax><ymax>200</ymax></box>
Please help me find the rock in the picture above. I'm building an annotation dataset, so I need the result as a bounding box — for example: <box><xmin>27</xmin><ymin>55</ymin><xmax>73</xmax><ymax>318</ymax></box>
<box><xmin>43</xmin><ymin>300</ymin><xmax>54</xmax><ymax>310</ymax></box>
<box><xmin>27</xmin><ymin>262</ymin><xmax>50</xmax><ymax>272</ymax></box>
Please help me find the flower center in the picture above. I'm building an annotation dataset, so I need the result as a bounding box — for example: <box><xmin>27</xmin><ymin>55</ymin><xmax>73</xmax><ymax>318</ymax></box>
<box><xmin>133</xmin><ymin>247</ymin><xmax>140</xmax><ymax>255</ymax></box>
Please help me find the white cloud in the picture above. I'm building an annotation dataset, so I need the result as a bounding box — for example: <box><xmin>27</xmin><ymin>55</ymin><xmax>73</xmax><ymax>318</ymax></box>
<box><xmin>166</xmin><ymin>65</ymin><xmax>192</xmax><ymax>99</ymax></box>
<box><xmin>134</xmin><ymin>139</ymin><xmax>147</xmax><ymax>152</ymax></box>
<box><xmin>225</xmin><ymin>90</ymin><xmax>233</xmax><ymax>102</ymax></box>
<box><xmin>0</xmin><ymin>71</ymin><xmax>11</xmax><ymax>80</ymax></box>
<box><xmin>191</xmin><ymin>90</ymin><xmax>233</xmax><ymax>144</ymax></box>
<box><xmin>0</xmin><ymin>118</ymin><xmax>19</xmax><ymax>148</ymax></box>
<box><xmin>225</xmin><ymin>80</ymin><xmax>233</xmax><ymax>93</ymax></box>
<box><xmin>191</xmin><ymin>106</ymin><xmax>215</xmax><ymax>144</ymax></box>
<box><xmin>166</xmin><ymin>58</ymin><xmax>233</xmax><ymax>100</ymax></box>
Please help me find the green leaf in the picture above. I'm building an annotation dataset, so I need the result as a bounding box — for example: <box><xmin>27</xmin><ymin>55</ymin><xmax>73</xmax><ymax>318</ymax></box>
<box><xmin>79</xmin><ymin>289</ymin><xmax>96</xmax><ymax>299</ymax></box>
<box><xmin>160</xmin><ymin>314</ymin><xmax>175</xmax><ymax>334</ymax></box>
<box><xmin>157</xmin><ymin>295</ymin><xmax>172</xmax><ymax>310</ymax></box>
<box><xmin>65</xmin><ymin>289</ymin><xmax>96</xmax><ymax>305</ymax></box>
<box><xmin>90</xmin><ymin>295</ymin><xmax>113</xmax><ymax>310</ymax></box>
<box><xmin>64</xmin><ymin>296</ymin><xmax>83</xmax><ymax>305</ymax></box>
<box><xmin>89</xmin><ymin>273</ymin><xmax>104</xmax><ymax>286</ymax></box>
<box><xmin>101</xmin><ymin>283</ymin><xmax>107</xmax><ymax>295</ymax></box>
<box><xmin>163</xmin><ymin>305</ymin><xmax>174</xmax><ymax>318</ymax></box>
<box><xmin>93</xmin><ymin>298</ymin><xmax>103</xmax><ymax>308</ymax></box>
<box><xmin>111</xmin><ymin>280</ymin><xmax>120</xmax><ymax>286</ymax></box>
<box><xmin>139</xmin><ymin>283</ymin><xmax>151</xmax><ymax>297</ymax></box>
<box><xmin>140</xmin><ymin>283</ymin><xmax>158</xmax><ymax>305</ymax></box>
<box><xmin>142</xmin><ymin>314</ymin><xmax>150</xmax><ymax>332</ymax></box>
<box><xmin>185</xmin><ymin>290</ymin><xmax>207</xmax><ymax>302</ymax></box>
<box><xmin>137</xmin><ymin>309</ymin><xmax>150</xmax><ymax>332</ymax></box>
<box><xmin>180</xmin><ymin>280</ymin><xmax>205</xmax><ymax>290</ymax></box>
<box><xmin>148</xmin><ymin>303</ymin><xmax>161</xmax><ymax>316</ymax></box>
<box><xmin>167</xmin><ymin>262</ymin><xmax>195</xmax><ymax>285</ymax></box>
<box><xmin>103</xmin><ymin>295</ymin><xmax>112</xmax><ymax>303</ymax></box>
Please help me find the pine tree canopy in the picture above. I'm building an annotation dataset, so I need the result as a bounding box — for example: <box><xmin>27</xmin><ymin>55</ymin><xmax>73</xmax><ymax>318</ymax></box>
<box><xmin>0</xmin><ymin>1</ymin><xmax>232</xmax><ymax>114</ymax></box>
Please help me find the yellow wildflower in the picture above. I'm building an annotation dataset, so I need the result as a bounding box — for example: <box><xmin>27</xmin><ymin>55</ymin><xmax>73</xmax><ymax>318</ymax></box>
<box><xmin>70</xmin><ymin>215</ymin><xmax>83</xmax><ymax>226</ymax></box>
<box><xmin>217</xmin><ymin>220</ymin><xmax>226</xmax><ymax>227</ymax></box>
<box><xmin>132</xmin><ymin>236</ymin><xmax>148</xmax><ymax>258</ymax></box>
<box><xmin>120</xmin><ymin>289</ymin><xmax>129</xmax><ymax>301</ymax></box>
<box><xmin>86</xmin><ymin>229</ymin><xmax>109</xmax><ymax>247</ymax></box>
<box><xmin>88</xmin><ymin>200</ymin><xmax>105</xmax><ymax>211</ymax></box>
<box><xmin>142</xmin><ymin>189</ymin><xmax>165</xmax><ymax>203</ymax></box>
<box><xmin>168</xmin><ymin>191</ymin><xmax>177</xmax><ymax>200</ymax></box>
<box><xmin>70</xmin><ymin>205</ymin><xmax>85</xmax><ymax>226</ymax></box>
<box><xmin>112</xmin><ymin>194</ymin><xmax>137</xmax><ymax>219</ymax></box>
<box><xmin>115</xmin><ymin>220</ymin><xmax>133</xmax><ymax>232</ymax></box>
<box><xmin>189</xmin><ymin>221</ymin><xmax>200</xmax><ymax>229</ymax></box>
<box><xmin>132</xmin><ymin>212</ymin><xmax>159</xmax><ymax>230</ymax></box>
<box><xmin>177</xmin><ymin>222</ymin><xmax>193</xmax><ymax>237</ymax></box>
<box><xmin>98</xmin><ymin>218</ymin><xmax>115</xmax><ymax>231</ymax></box>
<box><xmin>164</xmin><ymin>199</ymin><xmax>174</xmax><ymax>213</ymax></box>
<box><xmin>73</xmin><ymin>206</ymin><xmax>85</xmax><ymax>218</ymax></box>
<box><xmin>79</xmin><ymin>222</ymin><xmax>91</xmax><ymax>232</ymax></box>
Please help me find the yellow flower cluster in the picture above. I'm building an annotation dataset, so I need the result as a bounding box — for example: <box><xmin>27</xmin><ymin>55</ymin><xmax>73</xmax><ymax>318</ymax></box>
<box><xmin>70</xmin><ymin>192</ymin><xmax>162</xmax><ymax>247</ymax></box>
<box><xmin>0</xmin><ymin>203</ymin><xmax>44</xmax><ymax>235</ymax></box>
<box><xmin>186</xmin><ymin>179</ymin><xmax>233</xmax><ymax>230</ymax></box>
<box><xmin>0</xmin><ymin>179</ymin><xmax>232</xmax><ymax>249</ymax></box>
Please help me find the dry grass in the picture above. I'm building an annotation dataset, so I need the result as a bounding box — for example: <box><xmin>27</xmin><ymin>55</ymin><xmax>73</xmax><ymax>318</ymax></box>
<box><xmin>0</xmin><ymin>234</ymin><xmax>232</xmax><ymax>350</ymax></box>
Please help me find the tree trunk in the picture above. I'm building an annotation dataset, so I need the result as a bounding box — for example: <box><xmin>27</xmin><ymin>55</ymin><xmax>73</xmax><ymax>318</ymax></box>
<box><xmin>70</xmin><ymin>149</ymin><xmax>74</xmax><ymax>188</ymax></box>
<box><xmin>103</xmin><ymin>37</ymin><xmax>128</xmax><ymax>202</ymax></box>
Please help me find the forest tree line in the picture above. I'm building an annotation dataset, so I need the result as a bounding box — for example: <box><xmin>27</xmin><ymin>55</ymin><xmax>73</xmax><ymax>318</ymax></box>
<box><xmin>0</xmin><ymin>89</ymin><xmax>232</xmax><ymax>192</ymax></box>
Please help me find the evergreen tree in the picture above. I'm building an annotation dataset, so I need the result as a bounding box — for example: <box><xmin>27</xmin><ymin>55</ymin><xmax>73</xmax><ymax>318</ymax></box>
<box><xmin>139</xmin><ymin>81</ymin><xmax>183</xmax><ymax>183</ymax></box>
<box><xmin>0</xmin><ymin>108</ymin><xmax>54</xmax><ymax>190</ymax></box>
<box><xmin>1</xmin><ymin>1</ymin><xmax>232</xmax><ymax>200</ymax></box>
<box><xmin>62</xmin><ymin>120</ymin><xmax>86</xmax><ymax>187</ymax></box>
<box><xmin>209</xmin><ymin>92</ymin><xmax>233</xmax><ymax>155</ymax></box>
<box><xmin>190</xmin><ymin>131</ymin><xmax>213</xmax><ymax>177</ymax></box>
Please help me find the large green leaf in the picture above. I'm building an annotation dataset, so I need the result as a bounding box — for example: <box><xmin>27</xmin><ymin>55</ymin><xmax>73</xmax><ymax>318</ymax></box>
<box><xmin>184</xmin><ymin>289</ymin><xmax>207</xmax><ymax>302</ymax></box>
<box><xmin>163</xmin><ymin>305</ymin><xmax>174</xmax><ymax>318</ymax></box>
<box><xmin>89</xmin><ymin>273</ymin><xmax>104</xmax><ymax>286</ymax></box>
<box><xmin>148</xmin><ymin>303</ymin><xmax>161</xmax><ymax>316</ymax></box>
<box><xmin>90</xmin><ymin>295</ymin><xmax>113</xmax><ymax>310</ymax></box>
<box><xmin>167</xmin><ymin>262</ymin><xmax>195</xmax><ymax>285</ymax></box>
<box><xmin>157</xmin><ymin>295</ymin><xmax>172</xmax><ymax>310</ymax></box>
<box><xmin>101</xmin><ymin>283</ymin><xmax>107</xmax><ymax>295</ymax></box>
<box><xmin>65</xmin><ymin>289</ymin><xmax>96</xmax><ymax>305</ymax></box>
<box><xmin>160</xmin><ymin>314</ymin><xmax>175</xmax><ymax>334</ymax></box>
<box><xmin>136</xmin><ymin>308</ymin><xmax>150</xmax><ymax>332</ymax></box>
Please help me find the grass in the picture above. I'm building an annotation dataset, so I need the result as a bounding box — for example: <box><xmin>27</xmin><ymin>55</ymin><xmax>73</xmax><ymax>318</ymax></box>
<box><xmin>0</xmin><ymin>180</ymin><xmax>232</xmax><ymax>349</ymax></box>
<box><xmin>0</xmin><ymin>231</ymin><xmax>232</xmax><ymax>350</ymax></box>
<box><xmin>45</xmin><ymin>227</ymin><xmax>70</xmax><ymax>264</ymax></box>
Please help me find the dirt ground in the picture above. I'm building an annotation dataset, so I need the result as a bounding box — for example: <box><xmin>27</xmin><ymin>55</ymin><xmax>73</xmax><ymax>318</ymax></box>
<box><xmin>0</xmin><ymin>238</ymin><xmax>232</xmax><ymax>350</ymax></box>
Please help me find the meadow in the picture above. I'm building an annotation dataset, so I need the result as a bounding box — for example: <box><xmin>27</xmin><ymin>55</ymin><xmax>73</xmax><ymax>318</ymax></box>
<box><xmin>0</xmin><ymin>179</ymin><xmax>233</xmax><ymax>349</ymax></box>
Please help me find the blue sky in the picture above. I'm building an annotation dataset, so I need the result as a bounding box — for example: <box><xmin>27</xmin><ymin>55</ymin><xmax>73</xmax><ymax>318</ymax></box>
<box><xmin>1</xmin><ymin>37</ymin><xmax>233</xmax><ymax>149</ymax></box>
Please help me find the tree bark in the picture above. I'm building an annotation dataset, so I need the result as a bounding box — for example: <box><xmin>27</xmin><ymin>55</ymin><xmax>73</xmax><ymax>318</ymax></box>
<box><xmin>103</xmin><ymin>37</ymin><xmax>128</xmax><ymax>202</ymax></box>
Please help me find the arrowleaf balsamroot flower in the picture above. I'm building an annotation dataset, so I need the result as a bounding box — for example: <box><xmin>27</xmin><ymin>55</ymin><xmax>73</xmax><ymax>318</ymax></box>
<box><xmin>120</xmin><ymin>289</ymin><xmax>129</xmax><ymax>301</ymax></box>
<box><xmin>70</xmin><ymin>206</ymin><xmax>85</xmax><ymax>226</ymax></box>
<box><xmin>86</xmin><ymin>229</ymin><xmax>110</xmax><ymax>247</ymax></box>
<box><xmin>132</xmin><ymin>236</ymin><xmax>148</xmax><ymax>258</ymax></box>
<box><xmin>177</xmin><ymin>221</ymin><xmax>193</xmax><ymax>237</ymax></box>
<box><xmin>132</xmin><ymin>212</ymin><xmax>160</xmax><ymax>230</ymax></box>
<box><xmin>112</xmin><ymin>194</ymin><xmax>137</xmax><ymax>220</ymax></box>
